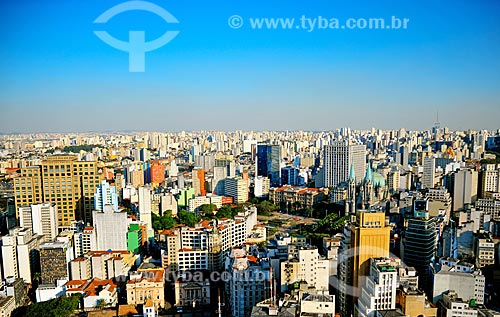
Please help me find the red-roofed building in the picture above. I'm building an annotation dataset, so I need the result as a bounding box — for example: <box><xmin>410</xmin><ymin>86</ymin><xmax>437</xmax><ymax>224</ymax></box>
<box><xmin>66</xmin><ymin>278</ymin><xmax>118</xmax><ymax>308</ymax></box>
<box><xmin>269</xmin><ymin>186</ymin><xmax>328</xmax><ymax>209</ymax></box>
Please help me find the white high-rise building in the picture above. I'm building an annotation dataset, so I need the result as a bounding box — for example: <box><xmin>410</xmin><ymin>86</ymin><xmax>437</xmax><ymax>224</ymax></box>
<box><xmin>422</xmin><ymin>156</ymin><xmax>436</xmax><ymax>189</ymax></box>
<box><xmin>323</xmin><ymin>140</ymin><xmax>366</xmax><ymax>187</ymax></box>
<box><xmin>1</xmin><ymin>227</ymin><xmax>43</xmax><ymax>284</ymax></box>
<box><xmin>94</xmin><ymin>180</ymin><xmax>118</xmax><ymax>212</ymax></box>
<box><xmin>280</xmin><ymin>246</ymin><xmax>329</xmax><ymax>293</ymax></box>
<box><xmin>92</xmin><ymin>205</ymin><xmax>128</xmax><ymax>251</ymax></box>
<box><xmin>355</xmin><ymin>257</ymin><xmax>398</xmax><ymax>317</ymax></box>
<box><xmin>73</xmin><ymin>225</ymin><xmax>97</xmax><ymax>257</ymax></box>
<box><xmin>480</xmin><ymin>164</ymin><xmax>500</xmax><ymax>197</ymax></box>
<box><xmin>138</xmin><ymin>186</ymin><xmax>153</xmax><ymax>238</ymax></box>
<box><xmin>19</xmin><ymin>203</ymin><xmax>58</xmax><ymax>242</ymax></box>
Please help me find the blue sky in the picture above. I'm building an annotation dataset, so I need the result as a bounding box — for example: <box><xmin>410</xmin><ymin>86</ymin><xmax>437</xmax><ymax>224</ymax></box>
<box><xmin>0</xmin><ymin>0</ymin><xmax>499</xmax><ymax>133</ymax></box>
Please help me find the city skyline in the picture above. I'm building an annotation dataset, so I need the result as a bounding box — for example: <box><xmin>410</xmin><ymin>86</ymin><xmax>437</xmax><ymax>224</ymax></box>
<box><xmin>1</xmin><ymin>0</ymin><xmax>500</xmax><ymax>133</ymax></box>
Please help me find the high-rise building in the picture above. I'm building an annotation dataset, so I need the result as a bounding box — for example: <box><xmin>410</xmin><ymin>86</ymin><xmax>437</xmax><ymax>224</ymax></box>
<box><xmin>281</xmin><ymin>166</ymin><xmax>301</xmax><ymax>186</ymax></box>
<box><xmin>224</xmin><ymin>177</ymin><xmax>248</xmax><ymax>204</ymax></box>
<box><xmin>14</xmin><ymin>155</ymin><xmax>100</xmax><ymax>228</ymax></box>
<box><xmin>226</xmin><ymin>248</ymin><xmax>270</xmax><ymax>317</ymax></box>
<box><xmin>138</xmin><ymin>186</ymin><xmax>153</xmax><ymax>238</ymax></box>
<box><xmin>422</xmin><ymin>156</ymin><xmax>436</xmax><ymax>189</ymax></box>
<box><xmin>257</xmin><ymin>144</ymin><xmax>282</xmax><ymax>187</ymax></box>
<box><xmin>280</xmin><ymin>246</ymin><xmax>329</xmax><ymax>293</ymax></box>
<box><xmin>92</xmin><ymin>205</ymin><xmax>128</xmax><ymax>251</ymax></box>
<box><xmin>94</xmin><ymin>180</ymin><xmax>118</xmax><ymax>212</ymax></box>
<box><xmin>479</xmin><ymin>164</ymin><xmax>500</xmax><ymax>197</ymax></box>
<box><xmin>149</xmin><ymin>160</ymin><xmax>165</xmax><ymax>185</ymax></box>
<box><xmin>402</xmin><ymin>210</ymin><xmax>437</xmax><ymax>296</ymax></box>
<box><xmin>445</xmin><ymin>169</ymin><xmax>478</xmax><ymax>211</ymax></box>
<box><xmin>73</xmin><ymin>225</ymin><xmax>97</xmax><ymax>257</ymax></box>
<box><xmin>254</xmin><ymin>176</ymin><xmax>270</xmax><ymax>198</ymax></box>
<box><xmin>1</xmin><ymin>227</ymin><xmax>43</xmax><ymax>284</ymax></box>
<box><xmin>192</xmin><ymin>167</ymin><xmax>206</xmax><ymax>196</ymax></box>
<box><xmin>349</xmin><ymin>210</ymin><xmax>391</xmax><ymax>301</ymax></box>
<box><xmin>19</xmin><ymin>203</ymin><xmax>58</xmax><ymax>242</ymax></box>
<box><xmin>387</xmin><ymin>168</ymin><xmax>400</xmax><ymax>193</ymax></box>
<box><xmin>39</xmin><ymin>241</ymin><xmax>72</xmax><ymax>285</ymax></box>
<box><xmin>355</xmin><ymin>258</ymin><xmax>398</xmax><ymax>317</ymax></box>
<box><xmin>399</xmin><ymin>145</ymin><xmax>409</xmax><ymax>167</ymax></box>
<box><xmin>323</xmin><ymin>140</ymin><xmax>366</xmax><ymax>187</ymax></box>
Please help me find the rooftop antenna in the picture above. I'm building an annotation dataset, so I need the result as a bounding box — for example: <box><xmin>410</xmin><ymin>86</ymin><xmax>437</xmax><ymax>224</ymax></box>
<box><xmin>434</xmin><ymin>110</ymin><xmax>440</xmax><ymax>129</ymax></box>
<box><xmin>217</xmin><ymin>288</ymin><xmax>222</xmax><ymax>317</ymax></box>
<box><xmin>270</xmin><ymin>266</ymin><xmax>275</xmax><ymax>307</ymax></box>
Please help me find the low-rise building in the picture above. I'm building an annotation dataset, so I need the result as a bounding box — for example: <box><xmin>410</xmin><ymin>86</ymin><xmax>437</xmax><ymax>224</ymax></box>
<box><xmin>174</xmin><ymin>270</ymin><xmax>211</xmax><ymax>308</ymax></box>
<box><xmin>66</xmin><ymin>278</ymin><xmax>118</xmax><ymax>308</ymax></box>
<box><xmin>126</xmin><ymin>269</ymin><xmax>165</xmax><ymax>310</ymax></box>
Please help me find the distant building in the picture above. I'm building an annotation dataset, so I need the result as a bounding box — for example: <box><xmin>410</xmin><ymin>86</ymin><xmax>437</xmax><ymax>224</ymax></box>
<box><xmin>254</xmin><ymin>176</ymin><xmax>270</xmax><ymax>198</ymax></box>
<box><xmin>174</xmin><ymin>270</ymin><xmax>211</xmax><ymax>308</ymax></box>
<box><xmin>432</xmin><ymin>258</ymin><xmax>485</xmax><ymax>305</ymax></box>
<box><xmin>138</xmin><ymin>186</ymin><xmax>153</xmax><ymax>238</ymax></box>
<box><xmin>149</xmin><ymin>160</ymin><xmax>165</xmax><ymax>185</ymax></box>
<box><xmin>422</xmin><ymin>157</ymin><xmax>436</xmax><ymax>189</ymax></box>
<box><xmin>323</xmin><ymin>140</ymin><xmax>366</xmax><ymax>187</ymax></box>
<box><xmin>257</xmin><ymin>144</ymin><xmax>282</xmax><ymax>187</ymax></box>
<box><xmin>65</xmin><ymin>278</ymin><xmax>118</xmax><ymax>309</ymax></box>
<box><xmin>269</xmin><ymin>186</ymin><xmax>328</xmax><ymax>211</ymax></box>
<box><xmin>437</xmin><ymin>291</ymin><xmax>478</xmax><ymax>317</ymax></box>
<box><xmin>280</xmin><ymin>246</ymin><xmax>329</xmax><ymax>293</ymax></box>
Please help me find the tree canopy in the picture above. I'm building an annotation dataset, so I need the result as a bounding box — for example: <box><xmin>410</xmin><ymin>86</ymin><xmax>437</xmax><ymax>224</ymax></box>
<box><xmin>17</xmin><ymin>295</ymin><xmax>80</xmax><ymax>317</ymax></box>
<box><xmin>256</xmin><ymin>200</ymin><xmax>278</xmax><ymax>216</ymax></box>
<box><xmin>152</xmin><ymin>211</ymin><xmax>177</xmax><ymax>230</ymax></box>
<box><xmin>177</xmin><ymin>210</ymin><xmax>199</xmax><ymax>227</ymax></box>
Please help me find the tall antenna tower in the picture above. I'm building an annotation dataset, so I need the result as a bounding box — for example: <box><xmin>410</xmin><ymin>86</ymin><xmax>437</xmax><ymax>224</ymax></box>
<box><xmin>434</xmin><ymin>110</ymin><xmax>440</xmax><ymax>130</ymax></box>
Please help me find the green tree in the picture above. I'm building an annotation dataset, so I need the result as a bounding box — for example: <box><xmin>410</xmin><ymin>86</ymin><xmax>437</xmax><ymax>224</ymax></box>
<box><xmin>24</xmin><ymin>295</ymin><xmax>80</xmax><ymax>317</ymax></box>
<box><xmin>215</xmin><ymin>205</ymin><xmax>233</xmax><ymax>219</ymax></box>
<box><xmin>178</xmin><ymin>210</ymin><xmax>198</xmax><ymax>227</ymax></box>
<box><xmin>152</xmin><ymin>211</ymin><xmax>177</xmax><ymax>230</ymax></box>
<box><xmin>198</xmin><ymin>204</ymin><xmax>218</xmax><ymax>216</ymax></box>
<box><xmin>256</xmin><ymin>200</ymin><xmax>278</xmax><ymax>216</ymax></box>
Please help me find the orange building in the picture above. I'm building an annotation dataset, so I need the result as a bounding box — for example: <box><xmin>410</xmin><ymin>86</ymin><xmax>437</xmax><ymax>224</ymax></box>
<box><xmin>150</xmin><ymin>161</ymin><xmax>165</xmax><ymax>185</ymax></box>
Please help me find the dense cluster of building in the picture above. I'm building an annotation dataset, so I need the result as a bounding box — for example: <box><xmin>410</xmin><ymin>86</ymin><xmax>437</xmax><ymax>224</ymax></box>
<box><xmin>0</xmin><ymin>127</ymin><xmax>499</xmax><ymax>316</ymax></box>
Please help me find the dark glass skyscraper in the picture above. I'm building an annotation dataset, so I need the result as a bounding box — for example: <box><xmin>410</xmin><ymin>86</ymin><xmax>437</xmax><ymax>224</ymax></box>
<box><xmin>257</xmin><ymin>144</ymin><xmax>281</xmax><ymax>187</ymax></box>
<box><xmin>403</xmin><ymin>215</ymin><xmax>437</xmax><ymax>296</ymax></box>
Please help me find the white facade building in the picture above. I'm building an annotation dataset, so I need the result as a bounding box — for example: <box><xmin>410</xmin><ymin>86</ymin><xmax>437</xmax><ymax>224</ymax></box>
<box><xmin>323</xmin><ymin>140</ymin><xmax>366</xmax><ymax>187</ymax></box>
<box><xmin>92</xmin><ymin>205</ymin><xmax>128</xmax><ymax>251</ymax></box>
<box><xmin>19</xmin><ymin>203</ymin><xmax>58</xmax><ymax>242</ymax></box>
